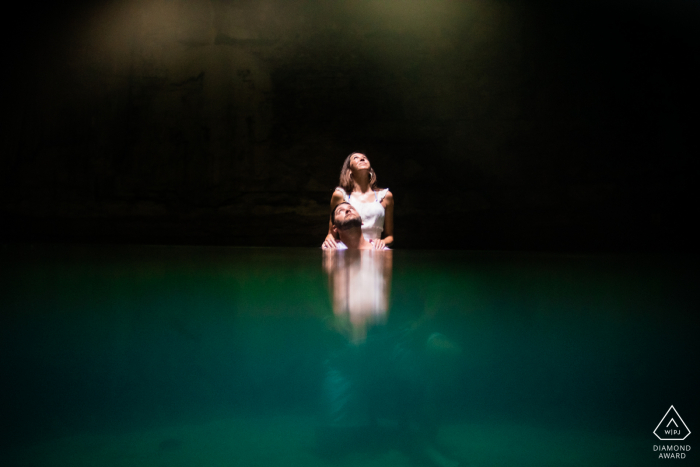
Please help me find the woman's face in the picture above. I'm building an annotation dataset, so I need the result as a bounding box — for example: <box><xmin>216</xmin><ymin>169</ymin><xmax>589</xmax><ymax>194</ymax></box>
<box><xmin>349</xmin><ymin>153</ymin><xmax>370</xmax><ymax>172</ymax></box>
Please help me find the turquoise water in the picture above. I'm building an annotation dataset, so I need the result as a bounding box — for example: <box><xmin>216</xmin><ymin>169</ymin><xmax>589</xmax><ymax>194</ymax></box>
<box><xmin>1</xmin><ymin>245</ymin><xmax>697</xmax><ymax>466</ymax></box>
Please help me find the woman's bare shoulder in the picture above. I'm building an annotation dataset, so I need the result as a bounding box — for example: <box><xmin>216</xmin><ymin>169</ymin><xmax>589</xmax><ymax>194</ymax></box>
<box><xmin>379</xmin><ymin>189</ymin><xmax>393</xmax><ymax>205</ymax></box>
<box><xmin>330</xmin><ymin>188</ymin><xmax>345</xmax><ymax>205</ymax></box>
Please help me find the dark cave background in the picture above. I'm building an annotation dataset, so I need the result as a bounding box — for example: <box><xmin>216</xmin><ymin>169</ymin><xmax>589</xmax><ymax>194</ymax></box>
<box><xmin>2</xmin><ymin>0</ymin><xmax>698</xmax><ymax>251</ymax></box>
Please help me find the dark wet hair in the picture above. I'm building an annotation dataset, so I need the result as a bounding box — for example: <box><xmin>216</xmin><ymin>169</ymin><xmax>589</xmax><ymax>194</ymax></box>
<box><xmin>331</xmin><ymin>202</ymin><xmax>352</xmax><ymax>226</ymax></box>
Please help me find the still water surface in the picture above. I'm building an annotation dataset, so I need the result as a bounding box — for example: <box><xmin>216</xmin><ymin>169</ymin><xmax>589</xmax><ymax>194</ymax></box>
<box><xmin>1</xmin><ymin>245</ymin><xmax>697</xmax><ymax>466</ymax></box>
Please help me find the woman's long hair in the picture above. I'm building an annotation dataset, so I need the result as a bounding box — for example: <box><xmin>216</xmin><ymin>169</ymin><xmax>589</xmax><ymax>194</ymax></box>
<box><xmin>338</xmin><ymin>153</ymin><xmax>378</xmax><ymax>193</ymax></box>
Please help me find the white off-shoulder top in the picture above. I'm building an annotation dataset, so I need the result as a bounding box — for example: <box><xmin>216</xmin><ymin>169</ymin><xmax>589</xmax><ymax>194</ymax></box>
<box><xmin>335</xmin><ymin>187</ymin><xmax>389</xmax><ymax>241</ymax></box>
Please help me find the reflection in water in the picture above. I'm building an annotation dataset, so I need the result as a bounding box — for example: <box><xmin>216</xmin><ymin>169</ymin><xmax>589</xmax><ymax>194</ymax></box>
<box><xmin>2</xmin><ymin>246</ymin><xmax>696</xmax><ymax>466</ymax></box>
<box><xmin>320</xmin><ymin>249</ymin><xmax>462</xmax><ymax>467</ymax></box>
<box><xmin>323</xmin><ymin>249</ymin><xmax>392</xmax><ymax>343</ymax></box>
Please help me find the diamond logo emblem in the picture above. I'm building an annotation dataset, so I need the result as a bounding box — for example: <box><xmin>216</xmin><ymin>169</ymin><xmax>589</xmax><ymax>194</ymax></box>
<box><xmin>654</xmin><ymin>405</ymin><xmax>691</xmax><ymax>441</ymax></box>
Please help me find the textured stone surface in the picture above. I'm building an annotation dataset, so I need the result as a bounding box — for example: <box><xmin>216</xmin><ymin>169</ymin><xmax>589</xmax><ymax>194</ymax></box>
<box><xmin>2</xmin><ymin>0</ymin><xmax>698</xmax><ymax>250</ymax></box>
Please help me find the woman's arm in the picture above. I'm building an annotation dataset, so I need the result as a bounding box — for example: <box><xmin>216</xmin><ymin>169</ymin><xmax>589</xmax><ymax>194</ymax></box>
<box><xmin>380</xmin><ymin>190</ymin><xmax>394</xmax><ymax>247</ymax></box>
<box><xmin>322</xmin><ymin>190</ymin><xmax>346</xmax><ymax>249</ymax></box>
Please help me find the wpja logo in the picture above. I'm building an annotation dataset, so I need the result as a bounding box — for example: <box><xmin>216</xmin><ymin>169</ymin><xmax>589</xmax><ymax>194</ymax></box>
<box><xmin>653</xmin><ymin>405</ymin><xmax>691</xmax><ymax>459</ymax></box>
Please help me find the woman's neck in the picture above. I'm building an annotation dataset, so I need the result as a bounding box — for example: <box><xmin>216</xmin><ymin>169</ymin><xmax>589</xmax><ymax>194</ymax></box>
<box><xmin>352</xmin><ymin>173</ymin><xmax>372</xmax><ymax>193</ymax></box>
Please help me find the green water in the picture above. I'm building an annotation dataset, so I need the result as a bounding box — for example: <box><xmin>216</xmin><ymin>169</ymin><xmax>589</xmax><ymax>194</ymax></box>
<box><xmin>1</xmin><ymin>245</ymin><xmax>697</xmax><ymax>467</ymax></box>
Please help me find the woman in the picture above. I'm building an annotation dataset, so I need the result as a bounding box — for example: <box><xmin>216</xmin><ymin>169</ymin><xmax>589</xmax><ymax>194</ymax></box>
<box><xmin>322</xmin><ymin>152</ymin><xmax>394</xmax><ymax>250</ymax></box>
